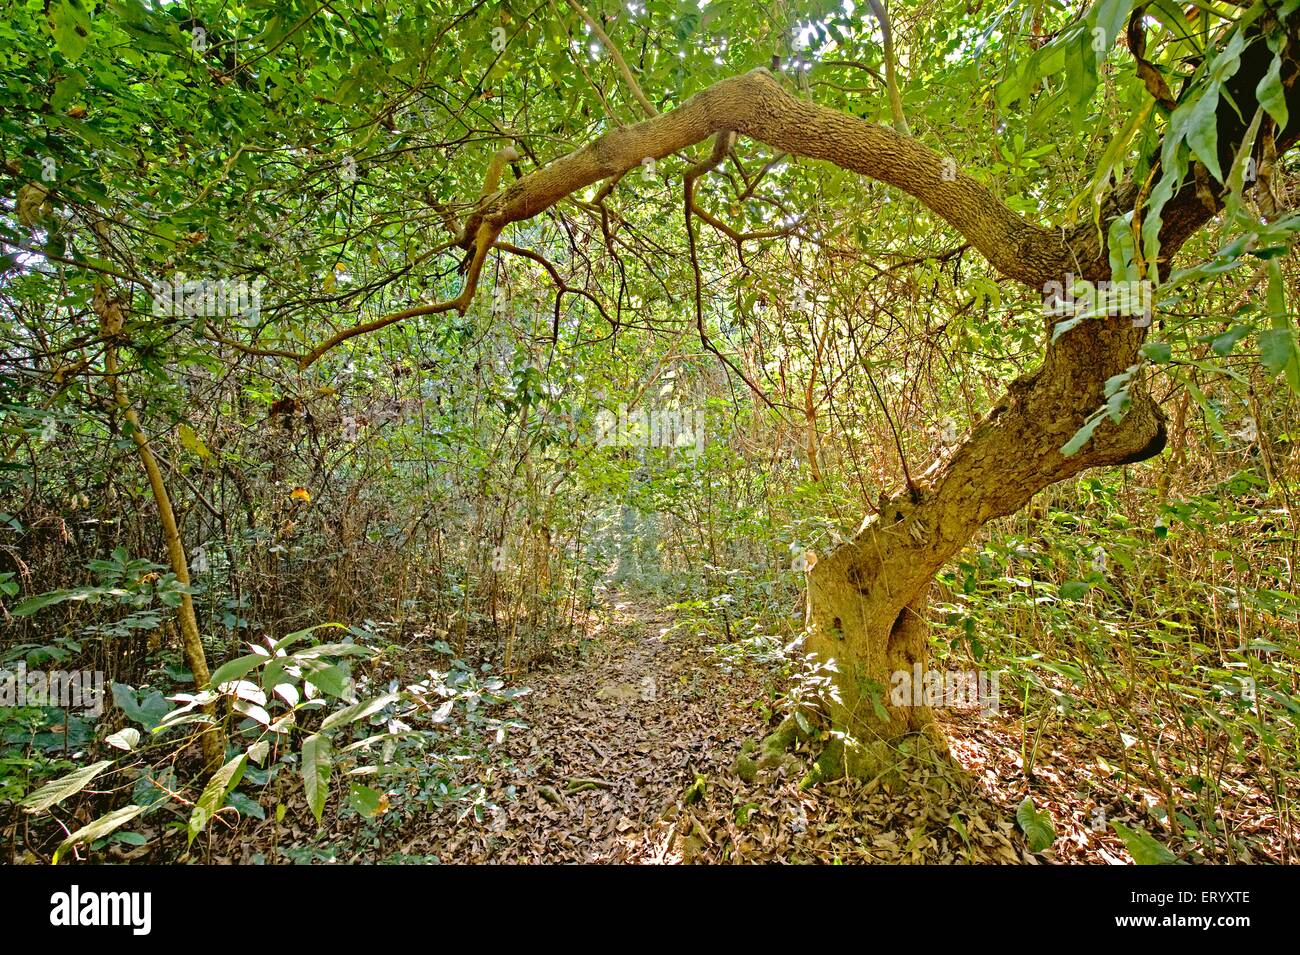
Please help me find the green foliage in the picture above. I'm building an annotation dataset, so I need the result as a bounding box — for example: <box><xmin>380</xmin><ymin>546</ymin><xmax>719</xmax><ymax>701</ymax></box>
<box><xmin>1016</xmin><ymin>796</ymin><xmax>1056</xmax><ymax>853</ymax></box>
<box><xmin>299</xmin><ymin>736</ymin><xmax>330</xmax><ymax>826</ymax></box>
<box><xmin>54</xmin><ymin>802</ymin><xmax>148</xmax><ymax>863</ymax></box>
<box><xmin>20</xmin><ymin>759</ymin><xmax>113</xmax><ymax>813</ymax></box>
<box><xmin>1111</xmin><ymin>821</ymin><xmax>1180</xmax><ymax>865</ymax></box>
<box><xmin>935</xmin><ymin>467</ymin><xmax>1300</xmax><ymax>861</ymax></box>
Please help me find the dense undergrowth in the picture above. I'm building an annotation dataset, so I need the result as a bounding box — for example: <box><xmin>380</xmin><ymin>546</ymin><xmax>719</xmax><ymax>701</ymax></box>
<box><xmin>4</xmin><ymin>358</ymin><xmax>1297</xmax><ymax>862</ymax></box>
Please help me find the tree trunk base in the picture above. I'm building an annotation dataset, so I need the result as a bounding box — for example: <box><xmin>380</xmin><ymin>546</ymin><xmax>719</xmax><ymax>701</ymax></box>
<box><xmin>810</xmin><ymin>721</ymin><xmax>953</xmax><ymax>785</ymax></box>
<box><xmin>746</xmin><ymin>712</ymin><xmax>954</xmax><ymax>789</ymax></box>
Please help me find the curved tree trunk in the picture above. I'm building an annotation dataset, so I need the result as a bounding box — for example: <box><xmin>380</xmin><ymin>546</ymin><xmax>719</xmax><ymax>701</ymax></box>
<box><xmin>805</xmin><ymin>315</ymin><xmax>1166</xmax><ymax>774</ymax></box>
<box><xmin>103</xmin><ymin>338</ymin><xmax>225</xmax><ymax>773</ymax></box>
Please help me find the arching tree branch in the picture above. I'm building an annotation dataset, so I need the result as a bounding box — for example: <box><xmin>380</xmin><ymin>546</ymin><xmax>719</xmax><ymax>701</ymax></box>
<box><xmin>461</xmin><ymin>68</ymin><xmax>1081</xmax><ymax>290</ymax></box>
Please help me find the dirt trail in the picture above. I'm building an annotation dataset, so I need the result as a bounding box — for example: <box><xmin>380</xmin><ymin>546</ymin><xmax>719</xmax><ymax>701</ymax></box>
<box><xmin>413</xmin><ymin>598</ymin><xmax>1147</xmax><ymax>864</ymax></box>
<box><xmin>426</xmin><ymin>598</ymin><xmax>765</xmax><ymax>863</ymax></box>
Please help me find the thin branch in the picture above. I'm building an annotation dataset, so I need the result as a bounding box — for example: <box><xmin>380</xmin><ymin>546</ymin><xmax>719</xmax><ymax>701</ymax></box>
<box><xmin>564</xmin><ymin>0</ymin><xmax>658</xmax><ymax>119</ymax></box>
<box><xmin>866</xmin><ymin>0</ymin><xmax>909</xmax><ymax>135</ymax></box>
<box><xmin>684</xmin><ymin>131</ymin><xmax>783</xmax><ymax>413</ymax></box>
<box><xmin>298</xmin><ymin>221</ymin><xmax>498</xmax><ymax>367</ymax></box>
<box><xmin>494</xmin><ymin>240</ymin><xmax>618</xmax><ymax>338</ymax></box>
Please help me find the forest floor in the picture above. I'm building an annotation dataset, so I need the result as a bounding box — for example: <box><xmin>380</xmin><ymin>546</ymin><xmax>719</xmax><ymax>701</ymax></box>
<box><xmin>397</xmin><ymin>597</ymin><xmax>1180</xmax><ymax>864</ymax></box>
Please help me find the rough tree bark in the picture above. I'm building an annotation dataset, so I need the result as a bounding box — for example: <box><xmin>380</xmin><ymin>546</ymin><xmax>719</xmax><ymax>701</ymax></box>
<box><xmin>803</xmin><ymin>315</ymin><xmax>1169</xmax><ymax>774</ymax></box>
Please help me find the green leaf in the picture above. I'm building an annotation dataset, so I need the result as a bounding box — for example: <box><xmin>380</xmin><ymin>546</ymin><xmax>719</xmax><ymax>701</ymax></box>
<box><xmin>292</xmin><ymin>642</ymin><xmax>373</xmax><ymax>660</ymax></box>
<box><xmin>1016</xmin><ymin>796</ymin><xmax>1056</xmax><ymax>853</ymax></box>
<box><xmin>1211</xmin><ymin>324</ymin><xmax>1251</xmax><ymax>356</ymax></box>
<box><xmin>1091</xmin><ymin>0</ymin><xmax>1134</xmax><ymax>54</ymax></box>
<box><xmin>22</xmin><ymin>760</ymin><xmax>115</xmax><ymax>813</ymax></box>
<box><xmin>48</xmin><ymin>0</ymin><xmax>94</xmax><ymax>62</ymax></box>
<box><xmin>320</xmin><ymin>692</ymin><xmax>399</xmax><ymax>731</ymax></box>
<box><xmin>13</xmin><ymin>588</ymin><xmax>78</xmax><ymax>616</ymax></box>
<box><xmin>1261</xmin><ymin>260</ymin><xmax>1300</xmax><ymax>393</ymax></box>
<box><xmin>227</xmin><ymin>790</ymin><xmax>266</xmax><ymax>821</ymax></box>
<box><xmin>346</xmin><ymin>782</ymin><xmax>384</xmax><ymax>818</ymax></box>
<box><xmin>104</xmin><ymin>728</ymin><xmax>141</xmax><ymax>751</ymax></box>
<box><xmin>1111</xmin><ymin>820</ymin><xmax>1179</xmax><ymax>864</ymax></box>
<box><xmin>188</xmin><ymin>754</ymin><xmax>248</xmax><ymax>845</ymax></box>
<box><xmin>1059</xmin><ymin>580</ymin><xmax>1094</xmax><ymax>599</ymax></box>
<box><xmin>178</xmin><ymin>423</ymin><xmax>211</xmax><ymax>459</ymax></box>
<box><xmin>111</xmin><ymin>682</ymin><xmax>173</xmax><ymax>729</ymax></box>
<box><xmin>1184</xmin><ymin>378</ymin><xmax>1228</xmax><ymax>442</ymax></box>
<box><xmin>1267</xmin><ymin>258</ymin><xmax>1286</xmax><ymax>318</ymax></box>
<box><xmin>305</xmin><ymin>663</ymin><xmax>352</xmax><ymax>698</ymax></box>
<box><xmin>208</xmin><ymin>652</ymin><xmax>265</xmax><ymax>689</ymax></box>
<box><xmin>53</xmin><ymin>804</ymin><xmax>148</xmax><ymax>863</ymax></box>
<box><xmin>1184</xmin><ymin>83</ymin><xmax>1223</xmax><ymax>182</ymax></box>
<box><xmin>794</xmin><ymin>709</ymin><xmax>812</xmax><ymax>735</ymax></box>
<box><xmin>1141</xmin><ymin>142</ymin><xmax>1187</xmax><ymax>266</ymax></box>
<box><xmin>1061</xmin><ymin>412</ymin><xmax>1105</xmax><ymax>456</ymax></box>
<box><xmin>1140</xmin><ymin>341</ymin><xmax>1171</xmax><ymax>363</ymax></box>
<box><xmin>1255</xmin><ymin>53</ymin><xmax>1288</xmax><ymax>131</ymax></box>
<box><xmin>301</xmin><ymin>734</ymin><xmax>332</xmax><ymax>825</ymax></box>
<box><xmin>1259</xmin><ymin>328</ymin><xmax>1298</xmax><ymax>380</ymax></box>
<box><xmin>272</xmin><ymin>622</ymin><xmax>348</xmax><ymax>652</ymax></box>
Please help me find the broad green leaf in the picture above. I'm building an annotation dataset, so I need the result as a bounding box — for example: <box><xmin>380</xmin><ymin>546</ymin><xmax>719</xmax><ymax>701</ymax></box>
<box><xmin>1111</xmin><ymin>820</ymin><xmax>1179</xmax><ymax>864</ymax></box>
<box><xmin>1061</xmin><ymin>412</ymin><xmax>1106</xmax><ymax>456</ymax></box>
<box><xmin>1059</xmin><ymin>580</ymin><xmax>1094</xmax><ymax>599</ymax></box>
<box><xmin>1183</xmin><ymin>378</ymin><xmax>1228</xmax><ymax>442</ymax></box>
<box><xmin>1261</xmin><ymin>259</ymin><xmax>1300</xmax><ymax>393</ymax></box>
<box><xmin>272</xmin><ymin>622</ymin><xmax>348</xmax><ymax>652</ymax></box>
<box><xmin>13</xmin><ymin>588</ymin><xmax>79</xmax><ymax>616</ymax></box>
<box><xmin>1140</xmin><ymin>341</ymin><xmax>1171</xmax><ymax>363</ymax></box>
<box><xmin>320</xmin><ymin>692</ymin><xmax>399</xmax><ymax>731</ymax></box>
<box><xmin>292</xmin><ymin>642</ymin><xmax>373</xmax><ymax>660</ymax></box>
<box><xmin>1260</xmin><ymin>327</ymin><xmax>1294</xmax><ymax>370</ymax></box>
<box><xmin>188</xmin><ymin>754</ymin><xmax>248</xmax><ymax>845</ymax></box>
<box><xmin>1016</xmin><ymin>796</ymin><xmax>1056</xmax><ymax>853</ymax></box>
<box><xmin>1267</xmin><ymin>257</ymin><xmax>1287</xmax><ymax>317</ymax></box>
<box><xmin>1184</xmin><ymin>83</ymin><xmax>1223</xmax><ymax>182</ymax></box>
<box><xmin>227</xmin><ymin>791</ymin><xmax>266</xmax><ymax>821</ymax></box>
<box><xmin>53</xmin><ymin>804</ymin><xmax>148</xmax><ymax>863</ymax></box>
<box><xmin>104</xmin><ymin>728</ymin><xmax>141</xmax><ymax>751</ymax></box>
<box><xmin>1211</xmin><ymin>324</ymin><xmax>1251</xmax><ymax>356</ymax></box>
<box><xmin>208</xmin><ymin>653</ymin><xmax>265</xmax><ymax>689</ymax></box>
<box><xmin>1092</xmin><ymin>0</ymin><xmax>1135</xmax><ymax>53</ymax></box>
<box><xmin>1255</xmin><ymin>53</ymin><xmax>1289</xmax><ymax>130</ymax></box>
<box><xmin>47</xmin><ymin>0</ymin><xmax>93</xmax><ymax>62</ymax></box>
<box><xmin>346</xmin><ymin>782</ymin><xmax>384</xmax><ymax>818</ymax></box>
<box><xmin>22</xmin><ymin>760</ymin><xmax>114</xmax><ymax>813</ymax></box>
<box><xmin>302</xmin><ymin>734</ymin><xmax>332</xmax><ymax>825</ymax></box>
<box><xmin>178</xmin><ymin>423</ymin><xmax>211</xmax><ymax>459</ymax></box>
<box><xmin>305</xmin><ymin>663</ymin><xmax>352</xmax><ymax>698</ymax></box>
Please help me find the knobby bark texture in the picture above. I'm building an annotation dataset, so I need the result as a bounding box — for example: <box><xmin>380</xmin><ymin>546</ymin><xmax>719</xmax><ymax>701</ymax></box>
<box><xmin>804</xmin><ymin>316</ymin><xmax>1169</xmax><ymax>775</ymax></box>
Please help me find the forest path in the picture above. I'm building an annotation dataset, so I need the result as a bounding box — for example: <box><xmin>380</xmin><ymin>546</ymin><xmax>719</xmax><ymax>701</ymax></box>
<box><xmin>215</xmin><ymin>596</ymin><xmax>1174</xmax><ymax>862</ymax></box>
<box><xmin>414</xmin><ymin>596</ymin><xmax>1046</xmax><ymax>863</ymax></box>
<box><xmin>425</xmin><ymin>597</ymin><xmax>768</xmax><ymax>863</ymax></box>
